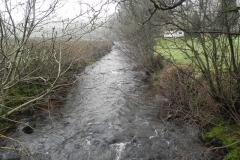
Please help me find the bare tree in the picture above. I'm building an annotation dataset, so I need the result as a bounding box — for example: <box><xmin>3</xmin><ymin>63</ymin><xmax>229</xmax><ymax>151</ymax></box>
<box><xmin>0</xmin><ymin>0</ymin><xmax>113</xmax><ymax>117</ymax></box>
<box><xmin>113</xmin><ymin>0</ymin><xmax>164</xmax><ymax>73</ymax></box>
<box><xmin>114</xmin><ymin>0</ymin><xmax>240</xmax><ymax>123</ymax></box>
<box><xmin>148</xmin><ymin>0</ymin><xmax>240</xmax><ymax>122</ymax></box>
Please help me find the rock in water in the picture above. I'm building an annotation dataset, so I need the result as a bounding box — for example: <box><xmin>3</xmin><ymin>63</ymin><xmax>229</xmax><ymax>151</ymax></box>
<box><xmin>166</xmin><ymin>114</ymin><xmax>172</xmax><ymax>121</ymax></box>
<box><xmin>22</xmin><ymin>121</ymin><xmax>36</xmax><ymax>134</ymax></box>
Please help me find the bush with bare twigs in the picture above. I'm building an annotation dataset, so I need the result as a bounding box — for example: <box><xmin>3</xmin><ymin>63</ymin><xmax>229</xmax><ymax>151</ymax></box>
<box><xmin>0</xmin><ymin>40</ymin><xmax>113</xmax><ymax>133</ymax></box>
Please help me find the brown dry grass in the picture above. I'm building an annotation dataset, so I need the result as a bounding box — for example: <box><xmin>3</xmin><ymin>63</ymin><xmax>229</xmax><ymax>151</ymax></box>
<box><xmin>0</xmin><ymin>40</ymin><xmax>113</xmax><ymax>134</ymax></box>
<box><xmin>151</xmin><ymin>65</ymin><xmax>219</xmax><ymax>128</ymax></box>
<box><xmin>24</xmin><ymin>40</ymin><xmax>113</xmax><ymax>77</ymax></box>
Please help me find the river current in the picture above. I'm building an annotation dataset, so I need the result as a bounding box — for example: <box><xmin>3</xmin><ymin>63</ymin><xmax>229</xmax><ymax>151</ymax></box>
<box><xmin>1</xmin><ymin>43</ymin><xmax>213</xmax><ymax>160</ymax></box>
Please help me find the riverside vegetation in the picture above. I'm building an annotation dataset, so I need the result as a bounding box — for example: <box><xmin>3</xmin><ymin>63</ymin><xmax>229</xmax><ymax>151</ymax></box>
<box><xmin>1</xmin><ymin>0</ymin><xmax>239</xmax><ymax>159</ymax></box>
<box><xmin>149</xmin><ymin>37</ymin><xmax>240</xmax><ymax>160</ymax></box>
<box><xmin>0</xmin><ymin>40</ymin><xmax>113</xmax><ymax>135</ymax></box>
<box><xmin>109</xmin><ymin>0</ymin><xmax>240</xmax><ymax>159</ymax></box>
<box><xmin>100</xmin><ymin>0</ymin><xmax>240</xmax><ymax>160</ymax></box>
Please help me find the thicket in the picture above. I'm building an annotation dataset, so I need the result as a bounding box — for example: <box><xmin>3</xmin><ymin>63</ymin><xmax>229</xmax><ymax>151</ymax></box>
<box><xmin>112</xmin><ymin>0</ymin><xmax>164</xmax><ymax>73</ymax></box>
<box><xmin>0</xmin><ymin>40</ymin><xmax>113</xmax><ymax>133</ymax></box>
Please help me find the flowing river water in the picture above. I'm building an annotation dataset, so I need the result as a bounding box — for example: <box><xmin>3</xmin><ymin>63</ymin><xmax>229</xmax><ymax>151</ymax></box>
<box><xmin>1</xmin><ymin>43</ymin><xmax>213</xmax><ymax>160</ymax></box>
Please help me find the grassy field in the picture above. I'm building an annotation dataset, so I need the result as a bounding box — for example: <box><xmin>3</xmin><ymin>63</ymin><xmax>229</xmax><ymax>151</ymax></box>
<box><xmin>155</xmin><ymin>38</ymin><xmax>191</xmax><ymax>65</ymax></box>
<box><xmin>155</xmin><ymin>37</ymin><xmax>240</xmax><ymax>67</ymax></box>
<box><xmin>154</xmin><ymin>37</ymin><xmax>240</xmax><ymax>160</ymax></box>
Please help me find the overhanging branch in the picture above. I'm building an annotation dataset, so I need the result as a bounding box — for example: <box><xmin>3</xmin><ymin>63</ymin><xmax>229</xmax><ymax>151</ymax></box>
<box><xmin>150</xmin><ymin>0</ymin><xmax>186</xmax><ymax>10</ymax></box>
<box><xmin>143</xmin><ymin>0</ymin><xmax>186</xmax><ymax>24</ymax></box>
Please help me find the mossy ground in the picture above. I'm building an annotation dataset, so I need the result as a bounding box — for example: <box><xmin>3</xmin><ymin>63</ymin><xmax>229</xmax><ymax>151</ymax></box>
<box><xmin>203</xmin><ymin>123</ymin><xmax>240</xmax><ymax>160</ymax></box>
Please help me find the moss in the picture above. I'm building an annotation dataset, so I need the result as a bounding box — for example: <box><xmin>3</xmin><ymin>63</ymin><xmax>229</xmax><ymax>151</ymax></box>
<box><xmin>5</xmin><ymin>82</ymin><xmax>48</xmax><ymax>109</ymax></box>
<box><xmin>6</xmin><ymin>99</ymin><xmax>26</xmax><ymax>108</ymax></box>
<box><xmin>22</xmin><ymin>85</ymin><xmax>40</xmax><ymax>95</ymax></box>
<box><xmin>8</xmin><ymin>83</ymin><xmax>44</xmax><ymax>97</ymax></box>
<box><xmin>203</xmin><ymin>123</ymin><xmax>240</xmax><ymax>160</ymax></box>
<box><xmin>150</xmin><ymin>73</ymin><xmax>161</xmax><ymax>82</ymax></box>
<box><xmin>225</xmin><ymin>148</ymin><xmax>240</xmax><ymax>160</ymax></box>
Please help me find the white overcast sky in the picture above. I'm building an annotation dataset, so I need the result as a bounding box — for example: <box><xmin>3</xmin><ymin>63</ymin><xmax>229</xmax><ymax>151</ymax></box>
<box><xmin>57</xmin><ymin>0</ymin><xmax>116</xmax><ymax>19</ymax></box>
<box><xmin>0</xmin><ymin>0</ymin><xmax>117</xmax><ymax>21</ymax></box>
<box><xmin>0</xmin><ymin>0</ymin><xmax>117</xmax><ymax>38</ymax></box>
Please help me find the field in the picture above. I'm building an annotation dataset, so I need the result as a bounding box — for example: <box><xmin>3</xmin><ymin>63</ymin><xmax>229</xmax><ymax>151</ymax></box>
<box><xmin>155</xmin><ymin>37</ymin><xmax>240</xmax><ymax>68</ymax></box>
<box><xmin>155</xmin><ymin>38</ymin><xmax>191</xmax><ymax>64</ymax></box>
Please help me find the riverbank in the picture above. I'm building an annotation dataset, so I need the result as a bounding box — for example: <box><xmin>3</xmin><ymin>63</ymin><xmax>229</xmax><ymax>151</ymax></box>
<box><xmin>0</xmin><ymin>40</ymin><xmax>113</xmax><ymax>135</ymax></box>
<box><xmin>0</xmin><ymin>43</ymin><xmax>212</xmax><ymax>160</ymax></box>
<box><xmin>148</xmin><ymin>64</ymin><xmax>240</xmax><ymax>160</ymax></box>
<box><xmin>150</xmin><ymin>37</ymin><xmax>240</xmax><ymax>159</ymax></box>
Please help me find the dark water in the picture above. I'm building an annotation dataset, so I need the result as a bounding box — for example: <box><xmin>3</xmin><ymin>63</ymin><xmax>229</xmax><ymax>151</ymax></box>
<box><xmin>1</xmin><ymin>43</ymin><xmax>212</xmax><ymax>160</ymax></box>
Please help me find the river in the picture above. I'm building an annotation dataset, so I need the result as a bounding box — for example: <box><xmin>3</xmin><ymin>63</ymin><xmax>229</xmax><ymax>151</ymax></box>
<box><xmin>1</xmin><ymin>43</ymin><xmax>213</xmax><ymax>160</ymax></box>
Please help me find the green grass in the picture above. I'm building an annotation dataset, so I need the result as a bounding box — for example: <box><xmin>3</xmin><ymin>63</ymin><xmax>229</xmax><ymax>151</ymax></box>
<box><xmin>203</xmin><ymin>123</ymin><xmax>240</xmax><ymax>160</ymax></box>
<box><xmin>5</xmin><ymin>82</ymin><xmax>48</xmax><ymax>112</ymax></box>
<box><xmin>156</xmin><ymin>37</ymin><xmax>240</xmax><ymax>159</ymax></box>
<box><xmin>155</xmin><ymin>37</ymin><xmax>240</xmax><ymax>67</ymax></box>
<box><xmin>155</xmin><ymin>38</ymin><xmax>192</xmax><ymax>65</ymax></box>
<box><xmin>155</xmin><ymin>38</ymin><xmax>210</xmax><ymax>65</ymax></box>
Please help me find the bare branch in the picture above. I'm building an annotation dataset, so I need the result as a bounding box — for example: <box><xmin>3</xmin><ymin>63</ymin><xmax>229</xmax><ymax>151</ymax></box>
<box><xmin>149</xmin><ymin>0</ymin><xmax>186</xmax><ymax>10</ymax></box>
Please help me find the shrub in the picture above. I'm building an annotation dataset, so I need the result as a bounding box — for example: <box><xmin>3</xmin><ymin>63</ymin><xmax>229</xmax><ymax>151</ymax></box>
<box><xmin>153</xmin><ymin>65</ymin><xmax>219</xmax><ymax>126</ymax></box>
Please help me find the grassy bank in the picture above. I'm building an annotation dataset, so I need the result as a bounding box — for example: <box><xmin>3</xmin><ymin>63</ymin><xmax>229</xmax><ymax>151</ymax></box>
<box><xmin>156</xmin><ymin>37</ymin><xmax>240</xmax><ymax>67</ymax></box>
<box><xmin>0</xmin><ymin>40</ymin><xmax>113</xmax><ymax>134</ymax></box>
<box><xmin>153</xmin><ymin>38</ymin><xmax>240</xmax><ymax>159</ymax></box>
